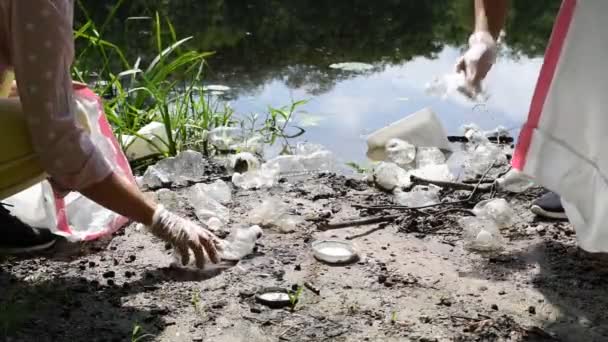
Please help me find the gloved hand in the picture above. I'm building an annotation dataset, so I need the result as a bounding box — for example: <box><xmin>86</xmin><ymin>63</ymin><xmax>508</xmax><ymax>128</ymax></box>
<box><xmin>147</xmin><ymin>205</ymin><xmax>221</xmax><ymax>268</ymax></box>
<box><xmin>455</xmin><ymin>31</ymin><xmax>497</xmax><ymax>98</ymax></box>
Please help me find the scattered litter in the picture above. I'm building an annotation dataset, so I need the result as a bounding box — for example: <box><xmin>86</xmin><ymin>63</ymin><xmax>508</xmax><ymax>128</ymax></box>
<box><xmin>208</xmin><ymin>126</ymin><xmax>244</xmax><ymax>151</ymax></box>
<box><xmin>463</xmin><ymin>124</ymin><xmax>490</xmax><ymax>144</ymax></box>
<box><xmin>230</xmin><ymin>152</ymin><xmax>260</xmax><ymax>173</ymax></box>
<box><xmin>205</xmin><ymin>217</ymin><xmax>223</xmax><ymax>231</ymax></box>
<box><xmin>232</xmin><ymin>163</ymin><xmax>280</xmax><ymax>190</ymax></box>
<box><xmin>249</xmin><ymin>197</ymin><xmax>302</xmax><ymax>233</ymax></box>
<box><xmin>197</xmin><ymin>180</ymin><xmax>232</xmax><ymax>204</ymax></box>
<box><xmin>466</xmin><ymin>143</ymin><xmax>507</xmax><ymax>175</ymax></box>
<box><xmin>142</xmin><ymin>150</ymin><xmax>206</xmax><ymax>188</ymax></box>
<box><xmin>220</xmin><ymin>225</ymin><xmax>263</xmax><ymax>261</ymax></box>
<box><xmin>496</xmin><ymin>169</ymin><xmax>535</xmax><ymax>193</ymax></box>
<box><xmin>386</xmin><ymin>139</ymin><xmax>416</xmax><ymax>168</ymax></box>
<box><xmin>410</xmin><ymin>163</ymin><xmax>454</xmax><ymax>182</ymax></box>
<box><xmin>265</xmin><ymin>143</ymin><xmax>336</xmax><ymax>175</ymax></box>
<box><xmin>460</xmin><ymin>217</ymin><xmax>504</xmax><ymax>252</ymax></box>
<box><xmin>329</xmin><ymin>62</ymin><xmax>373</xmax><ymax>71</ymax></box>
<box><xmin>121</xmin><ymin>121</ymin><xmax>169</xmax><ymax>161</ymax></box>
<box><xmin>394</xmin><ymin>186</ymin><xmax>440</xmax><ymax>207</ymax></box>
<box><xmin>473</xmin><ymin>198</ymin><xmax>516</xmax><ymax>228</ymax></box>
<box><xmin>312</xmin><ymin>240</ymin><xmax>358</xmax><ymax>264</ymax></box>
<box><xmin>155</xmin><ymin>188</ymin><xmax>182</xmax><ymax>211</ymax></box>
<box><xmin>372</xmin><ymin>162</ymin><xmax>411</xmax><ymax>191</ymax></box>
<box><xmin>416</xmin><ymin>147</ymin><xmax>446</xmax><ymax>168</ymax></box>
<box><xmin>188</xmin><ymin>183</ymin><xmax>230</xmax><ymax>224</ymax></box>
<box><xmin>255</xmin><ymin>287</ymin><xmax>293</xmax><ymax>308</ymax></box>
<box><xmin>367</xmin><ymin>107</ymin><xmax>451</xmax><ymax>161</ymax></box>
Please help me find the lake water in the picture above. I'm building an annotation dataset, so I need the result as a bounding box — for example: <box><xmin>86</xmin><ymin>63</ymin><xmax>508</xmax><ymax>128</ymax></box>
<box><xmin>78</xmin><ymin>0</ymin><xmax>559</xmax><ymax>163</ymax></box>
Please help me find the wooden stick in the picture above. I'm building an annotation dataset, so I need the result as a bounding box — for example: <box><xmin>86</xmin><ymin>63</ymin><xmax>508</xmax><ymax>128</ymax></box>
<box><xmin>318</xmin><ymin>214</ymin><xmax>399</xmax><ymax>231</ymax></box>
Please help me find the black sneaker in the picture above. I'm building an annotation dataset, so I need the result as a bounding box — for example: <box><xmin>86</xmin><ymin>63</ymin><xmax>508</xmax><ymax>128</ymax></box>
<box><xmin>0</xmin><ymin>203</ymin><xmax>57</xmax><ymax>254</ymax></box>
<box><xmin>530</xmin><ymin>191</ymin><xmax>568</xmax><ymax>220</ymax></box>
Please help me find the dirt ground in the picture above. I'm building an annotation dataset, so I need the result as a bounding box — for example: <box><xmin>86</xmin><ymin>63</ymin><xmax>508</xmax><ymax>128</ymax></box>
<box><xmin>2</xmin><ymin>152</ymin><xmax>608</xmax><ymax>342</ymax></box>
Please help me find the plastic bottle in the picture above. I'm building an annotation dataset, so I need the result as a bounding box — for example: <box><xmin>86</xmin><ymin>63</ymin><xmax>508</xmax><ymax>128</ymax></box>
<box><xmin>220</xmin><ymin>225</ymin><xmax>263</xmax><ymax>261</ymax></box>
<box><xmin>496</xmin><ymin>169</ymin><xmax>535</xmax><ymax>193</ymax></box>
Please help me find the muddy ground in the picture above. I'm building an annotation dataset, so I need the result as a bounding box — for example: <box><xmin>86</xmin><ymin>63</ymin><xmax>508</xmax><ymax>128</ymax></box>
<box><xmin>2</xmin><ymin>153</ymin><xmax>608</xmax><ymax>342</ymax></box>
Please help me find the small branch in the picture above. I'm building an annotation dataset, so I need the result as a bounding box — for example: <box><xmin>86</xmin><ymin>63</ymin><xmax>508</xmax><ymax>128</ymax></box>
<box><xmin>410</xmin><ymin>175</ymin><xmax>491</xmax><ymax>192</ymax></box>
<box><xmin>318</xmin><ymin>214</ymin><xmax>399</xmax><ymax>231</ymax></box>
<box><xmin>346</xmin><ymin>226</ymin><xmax>386</xmax><ymax>240</ymax></box>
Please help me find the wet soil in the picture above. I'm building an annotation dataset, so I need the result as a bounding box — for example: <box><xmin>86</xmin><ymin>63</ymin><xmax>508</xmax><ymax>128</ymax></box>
<box><xmin>2</xmin><ymin>160</ymin><xmax>608</xmax><ymax>342</ymax></box>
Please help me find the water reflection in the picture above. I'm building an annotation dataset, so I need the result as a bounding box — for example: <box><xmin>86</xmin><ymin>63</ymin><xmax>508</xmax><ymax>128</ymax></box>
<box><xmin>229</xmin><ymin>46</ymin><xmax>544</xmax><ymax>162</ymax></box>
<box><xmin>76</xmin><ymin>0</ymin><xmax>557</xmax><ymax>162</ymax></box>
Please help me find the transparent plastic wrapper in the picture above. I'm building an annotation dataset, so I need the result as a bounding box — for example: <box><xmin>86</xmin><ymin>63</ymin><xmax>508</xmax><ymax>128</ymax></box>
<box><xmin>372</xmin><ymin>162</ymin><xmax>411</xmax><ymax>191</ymax></box>
<box><xmin>155</xmin><ymin>188</ymin><xmax>182</xmax><ymax>211</ymax></box>
<box><xmin>386</xmin><ymin>138</ymin><xmax>416</xmax><ymax>168</ymax></box>
<box><xmin>142</xmin><ymin>150</ymin><xmax>206</xmax><ymax>188</ymax></box>
<box><xmin>459</xmin><ymin>217</ymin><xmax>504</xmax><ymax>252</ymax></box>
<box><xmin>410</xmin><ymin>164</ymin><xmax>454</xmax><ymax>182</ymax></box>
<box><xmin>426</xmin><ymin>72</ymin><xmax>488</xmax><ymax>102</ymax></box>
<box><xmin>462</xmin><ymin>123</ymin><xmax>490</xmax><ymax>144</ymax></box>
<box><xmin>263</xmin><ymin>143</ymin><xmax>335</xmax><ymax>176</ymax></box>
<box><xmin>466</xmin><ymin>143</ymin><xmax>507</xmax><ymax>175</ymax></box>
<box><xmin>172</xmin><ymin>225</ymin><xmax>263</xmax><ymax>268</ymax></box>
<box><xmin>3</xmin><ymin>86</ymin><xmax>133</xmax><ymax>241</ymax></box>
<box><xmin>197</xmin><ymin>180</ymin><xmax>232</xmax><ymax>204</ymax></box>
<box><xmin>232</xmin><ymin>163</ymin><xmax>280</xmax><ymax>190</ymax></box>
<box><xmin>472</xmin><ymin>198</ymin><xmax>516</xmax><ymax>228</ymax></box>
<box><xmin>208</xmin><ymin>126</ymin><xmax>245</xmax><ymax>150</ymax></box>
<box><xmin>188</xmin><ymin>183</ymin><xmax>230</xmax><ymax>224</ymax></box>
<box><xmin>416</xmin><ymin>147</ymin><xmax>446</xmax><ymax>168</ymax></box>
<box><xmin>496</xmin><ymin>169</ymin><xmax>535</xmax><ymax>193</ymax></box>
<box><xmin>249</xmin><ymin>197</ymin><xmax>302</xmax><ymax>233</ymax></box>
<box><xmin>394</xmin><ymin>186</ymin><xmax>440</xmax><ymax>207</ymax></box>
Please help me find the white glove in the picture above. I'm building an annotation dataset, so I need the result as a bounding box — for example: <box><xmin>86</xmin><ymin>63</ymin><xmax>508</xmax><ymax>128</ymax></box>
<box><xmin>455</xmin><ymin>31</ymin><xmax>498</xmax><ymax>98</ymax></box>
<box><xmin>147</xmin><ymin>205</ymin><xmax>221</xmax><ymax>268</ymax></box>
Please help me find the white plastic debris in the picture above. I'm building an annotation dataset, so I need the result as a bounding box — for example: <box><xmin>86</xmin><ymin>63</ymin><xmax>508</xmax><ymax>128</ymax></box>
<box><xmin>329</xmin><ymin>62</ymin><xmax>373</xmax><ymax>71</ymax></box>
<box><xmin>249</xmin><ymin>197</ymin><xmax>302</xmax><ymax>233</ymax></box>
<box><xmin>155</xmin><ymin>188</ymin><xmax>182</xmax><ymax>211</ymax></box>
<box><xmin>188</xmin><ymin>183</ymin><xmax>230</xmax><ymax>224</ymax></box>
<box><xmin>416</xmin><ymin>147</ymin><xmax>446</xmax><ymax>168</ymax></box>
<box><xmin>142</xmin><ymin>150</ymin><xmax>206</xmax><ymax>188</ymax></box>
<box><xmin>203</xmin><ymin>85</ymin><xmax>231</xmax><ymax>92</ymax></box>
<box><xmin>496</xmin><ymin>169</ymin><xmax>535</xmax><ymax>193</ymax></box>
<box><xmin>232</xmin><ymin>163</ymin><xmax>280</xmax><ymax>190</ymax></box>
<box><xmin>472</xmin><ymin>198</ymin><xmax>516</xmax><ymax>228</ymax></box>
<box><xmin>386</xmin><ymin>138</ymin><xmax>416</xmax><ymax>167</ymax></box>
<box><xmin>410</xmin><ymin>163</ymin><xmax>454</xmax><ymax>182</ymax></box>
<box><xmin>230</xmin><ymin>152</ymin><xmax>260</xmax><ymax>173</ymax></box>
<box><xmin>466</xmin><ymin>143</ymin><xmax>507</xmax><ymax>175</ymax></box>
<box><xmin>264</xmin><ymin>143</ymin><xmax>336</xmax><ymax>175</ymax></box>
<box><xmin>220</xmin><ymin>225</ymin><xmax>263</xmax><ymax>261</ymax></box>
<box><xmin>463</xmin><ymin>124</ymin><xmax>490</xmax><ymax>144</ymax></box>
<box><xmin>197</xmin><ymin>180</ymin><xmax>232</xmax><ymax>204</ymax></box>
<box><xmin>205</xmin><ymin>217</ymin><xmax>223</xmax><ymax>231</ymax></box>
<box><xmin>394</xmin><ymin>186</ymin><xmax>440</xmax><ymax>207</ymax></box>
<box><xmin>460</xmin><ymin>217</ymin><xmax>504</xmax><ymax>252</ymax></box>
<box><xmin>208</xmin><ymin>126</ymin><xmax>245</xmax><ymax>150</ymax></box>
<box><xmin>366</xmin><ymin>107</ymin><xmax>452</xmax><ymax>161</ymax></box>
<box><xmin>121</xmin><ymin>122</ymin><xmax>169</xmax><ymax>161</ymax></box>
<box><xmin>372</xmin><ymin>162</ymin><xmax>411</xmax><ymax>191</ymax></box>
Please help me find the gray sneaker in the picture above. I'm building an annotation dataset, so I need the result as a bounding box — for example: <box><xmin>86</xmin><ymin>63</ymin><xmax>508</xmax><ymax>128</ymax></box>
<box><xmin>530</xmin><ymin>191</ymin><xmax>568</xmax><ymax>220</ymax></box>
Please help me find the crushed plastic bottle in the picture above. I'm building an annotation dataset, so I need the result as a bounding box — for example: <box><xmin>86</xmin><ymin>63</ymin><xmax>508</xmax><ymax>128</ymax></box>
<box><xmin>155</xmin><ymin>188</ymin><xmax>182</xmax><ymax>211</ymax></box>
<box><xmin>142</xmin><ymin>150</ymin><xmax>206</xmax><ymax>188</ymax></box>
<box><xmin>416</xmin><ymin>147</ymin><xmax>446</xmax><ymax>168</ymax></box>
<box><xmin>466</xmin><ymin>143</ymin><xmax>507</xmax><ymax>175</ymax></box>
<box><xmin>410</xmin><ymin>163</ymin><xmax>454</xmax><ymax>182</ymax></box>
<box><xmin>232</xmin><ymin>163</ymin><xmax>280</xmax><ymax>190</ymax></box>
<box><xmin>249</xmin><ymin>197</ymin><xmax>302</xmax><ymax>233</ymax></box>
<box><xmin>496</xmin><ymin>169</ymin><xmax>535</xmax><ymax>193</ymax></box>
<box><xmin>188</xmin><ymin>183</ymin><xmax>230</xmax><ymax>223</ymax></box>
<box><xmin>472</xmin><ymin>198</ymin><xmax>516</xmax><ymax>228</ymax></box>
<box><xmin>220</xmin><ymin>225</ymin><xmax>263</xmax><ymax>261</ymax></box>
<box><xmin>459</xmin><ymin>217</ymin><xmax>504</xmax><ymax>252</ymax></box>
<box><xmin>208</xmin><ymin>126</ymin><xmax>245</xmax><ymax>150</ymax></box>
<box><xmin>386</xmin><ymin>139</ymin><xmax>416</xmax><ymax>167</ymax></box>
<box><xmin>394</xmin><ymin>186</ymin><xmax>440</xmax><ymax>207</ymax></box>
<box><xmin>264</xmin><ymin>143</ymin><xmax>336</xmax><ymax>175</ymax></box>
<box><xmin>197</xmin><ymin>180</ymin><xmax>232</xmax><ymax>204</ymax></box>
<box><xmin>372</xmin><ymin>162</ymin><xmax>411</xmax><ymax>191</ymax></box>
<box><xmin>462</xmin><ymin>123</ymin><xmax>490</xmax><ymax>144</ymax></box>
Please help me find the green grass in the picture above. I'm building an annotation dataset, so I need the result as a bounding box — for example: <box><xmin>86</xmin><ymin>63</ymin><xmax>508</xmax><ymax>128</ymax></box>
<box><xmin>131</xmin><ymin>324</ymin><xmax>154</xmax><ymax>342</ymax></box>
<box><xmin>72</xmin><ymin>1</ymin><xmax>309</xmax><ymax>169</ymax></box>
